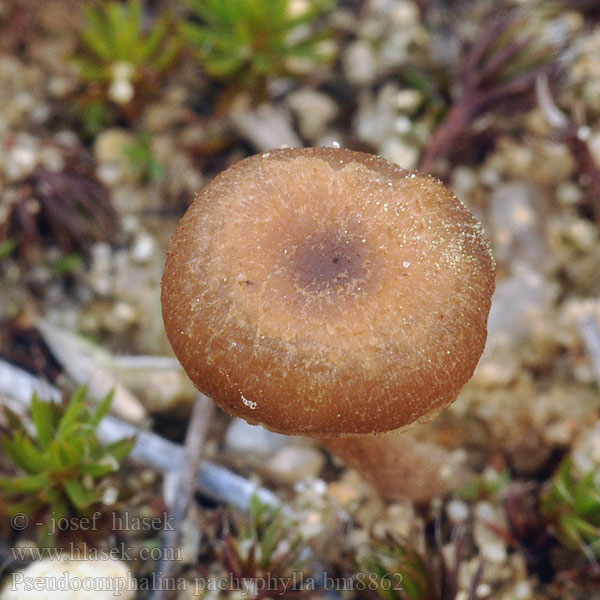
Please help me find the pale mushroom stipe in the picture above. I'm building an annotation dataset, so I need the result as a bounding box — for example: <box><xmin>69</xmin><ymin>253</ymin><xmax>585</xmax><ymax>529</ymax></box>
<box><xmin>161</xmin><ymin>147</ymin><xmax>495</xmax><ymax>500</ymax></box>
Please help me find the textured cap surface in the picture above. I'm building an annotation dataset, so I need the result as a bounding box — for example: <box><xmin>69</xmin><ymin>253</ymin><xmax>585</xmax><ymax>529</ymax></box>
<box><xmin>161</xmin><ymin>147</ymin><xmax>495</xmax><ymax>436</ymax></box>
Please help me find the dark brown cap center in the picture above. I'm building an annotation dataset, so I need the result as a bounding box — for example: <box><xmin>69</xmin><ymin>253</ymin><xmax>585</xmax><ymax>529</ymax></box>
<box><xmin>290</xmin><ymin>230</ymin><xmax>368</xmax><ymax>294</ymax></box>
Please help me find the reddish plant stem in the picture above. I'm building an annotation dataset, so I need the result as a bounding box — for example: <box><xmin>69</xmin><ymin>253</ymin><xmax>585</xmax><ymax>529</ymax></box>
<box><xmin>564</xmin><ymin>128</ymin><xmax>600</xmax><ymax>225</ymax></box>
<box><xmin>4</xmin><ymin>0</ymin><xmax>33</xmax><ymax>53</ymax></box>
<box><xmin>419</xmin><ymin>93</ymin><xmax>483</xmax><ymax>174</ymax></box>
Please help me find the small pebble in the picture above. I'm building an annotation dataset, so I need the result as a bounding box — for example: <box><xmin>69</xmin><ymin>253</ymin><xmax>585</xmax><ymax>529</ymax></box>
<box><xmin>515</xmin><ymin>580</ymin><xmax>533</xmax><ymax>599</ymax></box>
<box><xmin>4</xmin><ymin>136</ymin><xmax>38</xmax><ymax>181</ymax></box>
<box><xmin>490</xmin><ymin>181</ymin><xmax>549</xmax><ymax>269</ymax></box>
<box><xmin>446</xmin><ymin>498</ymin><xmax>470</xmax><ymax>523</ymax></box>
<box><xmin>380</xmin><ymin>136</ymin><xmax>419</xmax><ymax>169</ymax></box>
<box><xmin>556</xmin><ymin>181</ymin><xmax>583</xmax><ymax>206</ymax></box>
<box><xmin>474</xmin><ymin>502</ymin><xmax>508</xmax><ymax>564</ymax></box>
<box><xmin>94</xmin><ymin>128</ymin><xmax>135</xmax><ymax>164</ymax></box>
<box><xmin>287</xmin><ymin>89</ymin><xmax>338</xmax><ymax>141</ymax></box>
<box><xmin>394</xmin><ymin>88</ymin><xmax>422</xmax><ymax>113</ymax></box>
<box><xmin>294</xmin><ymin>478</ymin><xmax>327</xmax><ymax>497</ymax></box>
<box><xmin>0</xmin><ymin>558</ymin><xmax>135</xmax><ymax>600</ymax></box>
<box><xmin>343</xmin><ymin>40</ymin><xmax>377</xmax><ymax>85</ymax></box>
<box><xmin>483</xmin><ymin>263</ymin><xmax>558</xmax><ymax>353</ymax></box>
<box><xmin>266</xmin><ymin>445</ymin><xmax>325</xmax><ymax>483</ymax></box>
<box><xmin>451</xmin><ymin>166</ymin><xmax>478</xmax><ymax>197</ymax></box>
<box><xmin>355</xmin><ymin>84</ymin><xmax>399</xmax><ymax>146</ymax></box>
<box><xmin>130</xmin><ymin>233</ymin><xmax>156</xmax><ymax>264</ymax></box>
<box><xmin>225</xmin><ymin>418</ymin><xmax>288</xmax><ymax>456</ymax></box>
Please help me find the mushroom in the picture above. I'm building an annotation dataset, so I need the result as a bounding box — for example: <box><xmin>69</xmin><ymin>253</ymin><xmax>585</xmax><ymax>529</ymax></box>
<box><xmin>161</xmin><ymin>147</ymin><xmax>495</xmax><ymax>501</ymax></box>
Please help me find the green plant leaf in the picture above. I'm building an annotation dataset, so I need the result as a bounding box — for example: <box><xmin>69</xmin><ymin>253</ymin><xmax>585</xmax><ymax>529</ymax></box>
<box><xmin>2</xmin><ymin>497</ymin><xmax>45</xmax><ymax>516</ymax></box>
<box><xmin>0</xmin><ymin>239</ymin><xmax>17</xmax><ymax>260</ymax></box>
<box><xmin>31</xmin><ymin>395</ymin><xmax>59</xmax><ymax>450</ymax></box>
<box><xmin>75</xmin><ymin>58</ymin><xmax>109</xmax><ymax>82</ymax></box>
<box><xmin>50</xmin><ymin>253</ymin><xmax>83</xmax><ymax>276</ymax></box>
<box><xmin>59</xmin><ymin>440</ymin><xmax>83</xmax><ymax>470</ymax></box>
<box><xmin>2</xmin><ymin>433</ymin><xmax>47</xmax><ymax>474</ymax></box>
<box><xmin>107</xmin><ymin>2</ymin><xmax>130</xmax><ymax>60</ymax></box>
<box><xmin>56</xmin><ymin>386</ymin><xmax>87</xmax><ymax>438</ymax></box>
<box><xmin>140</xmin><ymin>15</ymin><xmax>169</xmax><ymax>62</ymax></box>
<box><xmin>48</xmin><ymin>440</ymin><xmax>68</xmax><ymax>472</ymax></box>
<box><xmin>186</xmin><ymin>0</ymin><xmax>235</xmax><ymax>26</ymax></box>
<box><xmin>105</xmin><ymin>437</ymin><xmax>136</xmax><ymax>462</ymax></box>
<box><xmin>260</xmin><ymin>508</ymin><xmax>284</xmax><ymax>567</ymax></box>
<box><xmin>2</xmin><ymin>406</ymin><xmax>26</xmax><ymax>433</ymax></box>
<box><xmin>0</xmin><ymin>472</ymin><xmax>50</xmax><ymax>494</ymax></box>
<box><xmin>45</xmin><ymin>487</ymin><xmax>70</xmax><ymax>530</ymax></box>
<box><xmin>64</xmin><ymin>478</ymin><xmax>97</xmax><ymax>509</ymax></box>
<box><xmin>82</xmin><ymin>5</ymin><xmax>113</xmax><ymax>59</ymax></box>
<box><xmin>89</xmin><ymin>391</ymin><xmax>114</xmax><ymax>428</ymax></box>
<box><xmin>123</xmin><ymin>0</ymin><xmax>143</xmax><ymax>57</ymax></box>
<box><xmin>81</xmin><ymin>462</ymin><xmax>114</xmax><ymax>478</ymax></box>
<box><xmin>542</xmin><ymin>457</ymin><xmax>600</xmax><ymax>557</ymax></box>
<box><xmin>153</xmin><ymin>37</ymin><xmax>181</xmax><ymax>72</ymax></box>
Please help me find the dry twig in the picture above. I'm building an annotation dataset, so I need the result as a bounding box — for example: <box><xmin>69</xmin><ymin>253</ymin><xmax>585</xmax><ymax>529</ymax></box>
<box><xmin>150</xmin><ymin>393</ymin><xmax>215</xmax><ymax>600</ymax></box>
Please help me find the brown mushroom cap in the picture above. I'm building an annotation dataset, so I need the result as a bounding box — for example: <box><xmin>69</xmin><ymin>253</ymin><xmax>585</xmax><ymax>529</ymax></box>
<box><xmin>161</xmin><ymin>147</ymin><xmax>495</xmax><ymax>436</ymax></box>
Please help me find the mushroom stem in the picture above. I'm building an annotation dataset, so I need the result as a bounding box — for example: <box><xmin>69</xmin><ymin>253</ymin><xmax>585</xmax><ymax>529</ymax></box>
<box><xmin>320</xmin><ymin>428</ymin><xmax>472</xmax><ymax>504</ymax></box>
